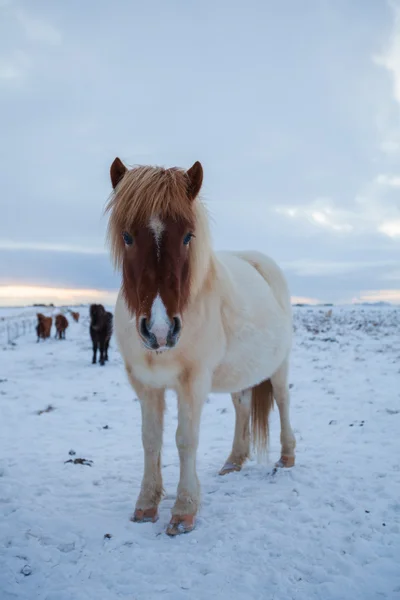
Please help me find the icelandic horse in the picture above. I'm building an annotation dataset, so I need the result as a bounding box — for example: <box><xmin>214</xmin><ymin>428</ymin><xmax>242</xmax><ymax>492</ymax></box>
<box><xmin>55</xmin><ymin>314</ymin><xmax>68</xmax><ymax>339</ymax></box>
<box><xmin>106</xmin><ymin>158</ymin><xmax>296</xmax><ymax>536</ymax></box>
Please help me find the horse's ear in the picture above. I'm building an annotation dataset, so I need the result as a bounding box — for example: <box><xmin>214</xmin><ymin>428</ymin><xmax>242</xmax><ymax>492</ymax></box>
<box><xmin>110</xmin><ymin>157</ymin><xmax>127</xmax><ymax>189</ymax></box>
<box><xmin>186</xmin><ymin>161</ymin><xmax>203</xmax><ymax>201</ymax></box>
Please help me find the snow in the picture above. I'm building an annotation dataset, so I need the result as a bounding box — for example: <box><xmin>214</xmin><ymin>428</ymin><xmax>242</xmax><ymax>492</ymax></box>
<box><xmin>1</xmin><ymin>305</ymin><xmax>399</xmax><ymax>600</ymax></box>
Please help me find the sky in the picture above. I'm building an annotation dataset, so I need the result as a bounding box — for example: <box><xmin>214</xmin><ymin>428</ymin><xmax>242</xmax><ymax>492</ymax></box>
<box><xmin>0</xmin><ymin>0</ymin><xmax>399</xmax><ymax>306</ymax></box>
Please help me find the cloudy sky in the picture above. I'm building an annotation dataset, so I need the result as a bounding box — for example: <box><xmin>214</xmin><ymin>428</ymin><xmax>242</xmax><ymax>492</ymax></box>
<box><xmin>0</xmin><ymin>0</ymin><xmax>399</xmax><ymax>306</ymax></box>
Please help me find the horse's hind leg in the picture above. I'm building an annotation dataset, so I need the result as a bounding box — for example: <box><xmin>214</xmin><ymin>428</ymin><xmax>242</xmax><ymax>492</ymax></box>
<box><xmin>219</xmin><ymin>389</ymin><xmax>251</xmax><ymax>475</ymax></box>
<box><xmin>105</xmin><ymin>339</ymin><xmax>110</xmax><ymax>361</ymax></box>
<box><xmin>271</xmin><ymin>359</ymin><xmax>296</xmax><ymax>468</ymax></box>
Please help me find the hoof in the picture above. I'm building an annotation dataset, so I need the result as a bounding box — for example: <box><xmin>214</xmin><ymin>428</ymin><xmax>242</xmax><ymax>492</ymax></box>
<box><xmin>275</xmin><ymin>455</ymin><xmax>295</xmax><ymax>468</ymax></box>
<box><xmin>166</xmin><ymin>515</ymin><xmax>195</xmax><ymax>536</ymax></box>
<box><xmin>131</xmin><ymin>507</ymin><xmax>159</xmax><ymax>523</ymax></box>
<box><xmin>219</xmin><ymin>461</ymin><xmax>242</xmax><ymax>476</ymax></box>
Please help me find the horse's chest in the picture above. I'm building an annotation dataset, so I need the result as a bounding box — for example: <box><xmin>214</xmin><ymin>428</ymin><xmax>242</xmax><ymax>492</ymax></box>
<box><xmin>133</xmin><ymin>360</ymin><xmax>181</xmax><ymax>389</ymax></box>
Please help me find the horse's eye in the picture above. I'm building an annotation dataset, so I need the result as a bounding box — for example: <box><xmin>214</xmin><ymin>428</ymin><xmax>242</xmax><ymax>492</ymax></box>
<box><xmin>183</xmin><ymin>232</ymin><xmax>194</xmax><ymax>246</ymax></box>
<box><xmin>122</xmin><ymin>232</ymin><xmax>133</xmax><ymax>246</ymax></box>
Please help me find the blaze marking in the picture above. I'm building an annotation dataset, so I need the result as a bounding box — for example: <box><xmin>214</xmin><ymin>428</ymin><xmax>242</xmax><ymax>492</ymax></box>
<box><xmin>149</xmin><ymin>294</ymin><xmax>170</xmax><ymax>343</ymax></box>
<box><xmin>149</xmin><ymin>216</ymin><xmax>164</xmax><ymax>259</ymax></box>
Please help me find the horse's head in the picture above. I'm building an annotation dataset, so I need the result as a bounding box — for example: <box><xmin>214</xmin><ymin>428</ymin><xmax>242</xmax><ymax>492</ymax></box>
<box><xmin>90</xmin><ymin>304</ymin><xmax>105</xmax><ymax>328</ymax></box>
<box><xmin>106</xmin><ymin>159</ymin><xmax>204</xmax><ymax>352</ymax></box>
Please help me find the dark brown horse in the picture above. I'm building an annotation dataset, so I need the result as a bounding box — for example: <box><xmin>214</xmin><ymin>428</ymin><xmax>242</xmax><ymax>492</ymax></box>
<box><xmin>90</xmin><ymin>304</ymin><xmax>113</xmax><ymax>365</ymax></box>
<box><xmin>55</xmin><ymin>314</ymin><xmax>69</xmax><ymax>339</ymax></box>
<box><xmin>36</xmin><ymin>313</ymin><xmax>52</xmax><ymax>341</ymax></box>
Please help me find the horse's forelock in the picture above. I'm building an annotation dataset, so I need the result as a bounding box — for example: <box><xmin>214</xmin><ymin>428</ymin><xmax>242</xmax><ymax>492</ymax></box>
<box><xmin>106</xmin><ymin>166</ymin><xmax>196</xmax><ymax>269</ymax></box>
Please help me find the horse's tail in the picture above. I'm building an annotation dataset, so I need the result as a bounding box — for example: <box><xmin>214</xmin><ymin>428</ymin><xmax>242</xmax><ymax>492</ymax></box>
<box><xmin>251</xmin><ymin>378</ymin><xmax>274</xmax><ymax>455</ymax></box>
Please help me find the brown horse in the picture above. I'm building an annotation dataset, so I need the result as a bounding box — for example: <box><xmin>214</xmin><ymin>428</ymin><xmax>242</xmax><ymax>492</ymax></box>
<box><xmin>70</xmin><ymin>311</ymin><xmax>80</xmax><ymax>323</ymax></box>
<box><xmin>89</xmin><ymin>304</ymin><xmax>113</xmax><ymax>365</ymax></box>
<box><xmin>55</xmin><ymin>314</ymin><xmax>69</xmax><ymax>339</ymax></box>
<box><xmin>36</xmin><ymin>313</ymin><xmax>52</xmax><ymax>342</ymax></box>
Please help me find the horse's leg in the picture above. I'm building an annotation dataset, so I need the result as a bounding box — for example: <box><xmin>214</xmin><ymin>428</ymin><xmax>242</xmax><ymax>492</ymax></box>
<box><xmin>219</xmin><ymin>389</ymin><xmax>251</xmax><ymax>475</ymax></box>
<box><xmin>99</xmin><ymin>339</ymin><xmax>105</xmax><ymax>365</ymax></box>
<box><xmin>167</xmin><ymin>376</ymin><xmax>207</xmax><ymax>536</ymax></box>
<box><xmin>271</xmin><ymin>359</ymin><xmax>296</xmax><ymax>468</ymax></box>
<box><xmin>131</xmin><ymin>377</ymin><xmax>165</xmax><ymax>523</ymax></box>
<box><xmin>92</xmin><ymin>340</ymin><xmax>98</xmax><ymax>364</ymax></box>
<box><xmin>105</xmin><ymin>339</ymin><xmax>109</xmax><ymax>361</ymax></box>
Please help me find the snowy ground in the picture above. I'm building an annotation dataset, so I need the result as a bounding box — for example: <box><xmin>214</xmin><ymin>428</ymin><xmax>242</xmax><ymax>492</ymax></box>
<box><xmin>1</xmin><ymin>306</ymin><xmax>399</xmax><ymax>600</ymax></box>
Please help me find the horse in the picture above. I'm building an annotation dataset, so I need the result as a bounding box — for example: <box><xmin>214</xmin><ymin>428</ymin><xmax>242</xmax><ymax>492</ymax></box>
<box><xmin>55</xmin><ymin>314</ymin><xmax>69</xmax><ymax>339</ymax></box>
<box><xmin>89</xmin><ymin>304</ymin><xmax>113</xmax><ymax>365</ymax></box>
<box><xmin>70</xmin><ymin>310</ymin><xmax>80</xmax><ymax>323</ymax></box>
<box><xmin>36</xmin><ymin>313</ymin><xmax>52</xmax><ymax>341</ymax></box>
<box><xmin>106</xmin><ymin>158</ymin><xmax>296</xmax><ymax>536</ymax></box>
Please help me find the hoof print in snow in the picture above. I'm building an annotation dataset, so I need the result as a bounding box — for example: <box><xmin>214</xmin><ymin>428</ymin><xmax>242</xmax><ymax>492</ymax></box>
<box><xmin>329</xmin><ymin>420</ymin><xmax>337</xmax><ymax>425</ymax></box>
<box><xmin>37</xmin><ymin>405</ymin><xmax>55</xmax><ymax>415</ymax></box>
<box><xmin>21</xmin><ymin>565</ymin><xmax>32</xmax><ymax>576</ymax></box>
<box><xmin>104</xmin><ymin>533</ymin><xmax>112</xmax><ymax>539</ymax></box>
<box><xmin>349</xmin><ymin>420</ymin><xmax>365</xmax><ymax>427</ymax></box>
<box><xmin>68</xmin><ymin>449</ymin><xmax>76</xmax><ymax>456</ymax></box>
<box><xmin>64</xmin><ymin>458</ymin><xmax>93</xmax><ymax>466</ymax></box>
<box><xmin>102</xmin><ymin>425</ymin><xmax>110</xmax><ymax>429</ymax></box>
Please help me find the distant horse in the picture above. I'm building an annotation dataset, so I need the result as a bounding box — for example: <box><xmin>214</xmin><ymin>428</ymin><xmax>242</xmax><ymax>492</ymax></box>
<box><xmin>55</xmin><ymin>314</ymin><xmax>69</xmax><ymax>339</ymax></box>
<box><xmin>89</xmin><ymin>304</ymin><xmax>113</xmax><ymax>365</ymax></box>
<box><xmin>36</xmin><ymin>313</ymin><xmax>52</xmax><ymax>341</ymax></box>
<box><xmin>106</xmin><ymin>158</ymin><xmax>296</xmax><ymax>536</ymax></box>
<box><xmin>70</xmin><ymin>311</ymin><xmax>80</xmax><ymax>323</ymax></box>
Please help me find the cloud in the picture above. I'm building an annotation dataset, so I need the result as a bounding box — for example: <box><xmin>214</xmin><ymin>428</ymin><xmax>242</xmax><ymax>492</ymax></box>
<box><xmin>0</xmin><ymin>50</ymin><xmax>30</xmax><ymax>82</ymax></box>
<box><xmin>282</xmin><ymin>259</ymin><xmax>399</xmax><ymax>277</ymax></box>
<box><xmin>0</xmin><ymin>7</ymin><xmax>61</xmax><ymax>87</ymax></box>
<box><xmin>275</xmin><ymin>198</ymin><xmax>354</xmax><ymax>234</ymax></box>
<box><xmin>15</xmin><ymin>9</ymin><xmax>62</xmax><ymax>45</ymax></box>
<box><xmin>352</xmin><ymin>289</ymin><xmax>400</xmax><ymax>303</ymax></box>
<box><xmin>0</xmin><ymin>241</ymin><xmax>107</xmax><ymax>255</ymax></box>
<box><xmin>375</xmin><ymin>173</ymin><xmax>400</xmax><ymax>186</ymax></box>
<box><xmin>0</xmin><ymin>62</ymin><xmax>20</xmax><ymax>80</ymax></box>
<box><xmin>378</xmin><ymin>219</ymin><xmax>400</xmax><ymax>237</ymax></box>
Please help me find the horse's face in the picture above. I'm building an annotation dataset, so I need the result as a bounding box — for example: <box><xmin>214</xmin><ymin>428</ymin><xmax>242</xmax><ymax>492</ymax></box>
<box><xmin>90</xmin><ymin>304</ymin><xmax>105</xmax><ymax>328</ymax></box>
<box><xmin>109</xmin><ymin>159</ymin><xmax>203</xmax><ymax>353</ymax></box>
<box><xmin>121</xmin><ymin>215</ymin><xmax>194</xmax><ymax>352</ymax></box>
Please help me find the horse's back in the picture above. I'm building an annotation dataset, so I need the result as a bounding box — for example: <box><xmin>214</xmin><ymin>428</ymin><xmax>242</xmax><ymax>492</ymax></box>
<box><xmin>215</xmin><ymin>250</ymin><xmax>291</xmax><ymax>318</ymax></box>
<box><xmin>228</xmin><ymin>250</ymin><xmax>291</xmax><ymax>315</ymax></box>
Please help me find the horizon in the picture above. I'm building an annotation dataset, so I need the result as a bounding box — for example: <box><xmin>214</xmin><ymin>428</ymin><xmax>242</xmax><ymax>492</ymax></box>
<box><xmin>1</xmin><ymin>1</ymin><xmax>399</xmax><ymax>304</ymax></box>
<box><xmin>0</xmin><ymin>284</ymin><xmax>398</xmax><ymax>309</ymax></box>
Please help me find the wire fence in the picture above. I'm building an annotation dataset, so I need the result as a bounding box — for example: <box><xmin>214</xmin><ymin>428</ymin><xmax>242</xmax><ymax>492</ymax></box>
<box><xmin>0</xmin><ymin>315</ymin><xmax>37</xmax><ymax>345</ymax></box>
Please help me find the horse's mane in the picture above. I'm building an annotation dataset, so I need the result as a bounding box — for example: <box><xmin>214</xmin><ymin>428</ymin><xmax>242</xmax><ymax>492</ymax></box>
<box><xmin>106</xmin><ymin>166</ymin><xmax>195</xmax><ymax>269</ymax></box>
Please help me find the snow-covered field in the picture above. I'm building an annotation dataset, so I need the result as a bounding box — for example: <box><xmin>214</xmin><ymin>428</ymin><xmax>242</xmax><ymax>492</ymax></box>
<box><xmin>1</xmin><ymin>305</ymin><xmax>399</xmax><ymax>600</ymax></box>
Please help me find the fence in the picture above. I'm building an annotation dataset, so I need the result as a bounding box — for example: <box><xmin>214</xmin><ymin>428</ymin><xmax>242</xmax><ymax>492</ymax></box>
<box><xmin>0</xmin><ymin>315</ymin><xmax>37</xmax><ymax>345</ymax></box>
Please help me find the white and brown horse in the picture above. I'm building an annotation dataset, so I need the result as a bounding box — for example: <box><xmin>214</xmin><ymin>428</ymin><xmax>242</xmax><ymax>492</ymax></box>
<box><xmin>106</xmin><ymin>158</ymin><xmax>296</xmax><ymax>535</ymax></box>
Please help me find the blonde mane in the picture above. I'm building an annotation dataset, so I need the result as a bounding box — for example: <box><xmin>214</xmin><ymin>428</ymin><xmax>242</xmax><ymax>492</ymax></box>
<box><xmin>106</xmin><ymin>164</ymin><xmax>214</xmax><ymax>300</ymax></box>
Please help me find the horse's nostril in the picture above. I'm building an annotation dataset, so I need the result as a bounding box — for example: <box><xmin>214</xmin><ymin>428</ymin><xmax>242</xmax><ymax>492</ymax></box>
<box><xmin>172</xmin><ymin>316</ymin><xmax>182</xmax><ymax>338</ymax></box>
<box><xmin>140</xmin><ymin>317</ymin><xmax>150</xmax><ymax>339</ymax></box>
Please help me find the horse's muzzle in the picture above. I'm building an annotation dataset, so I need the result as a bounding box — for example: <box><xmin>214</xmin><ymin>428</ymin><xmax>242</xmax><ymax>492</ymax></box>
<box><xmin>139</xmin><ymin>315</ymin><xmax>182</xmax><ymax>351</ymax></box>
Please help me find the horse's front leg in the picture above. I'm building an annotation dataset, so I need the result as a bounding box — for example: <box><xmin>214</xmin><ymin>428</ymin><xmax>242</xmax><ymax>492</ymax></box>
<box><xmin>167</xmin><ymin>376</ymin><xmax>208</xmax><ymax>536</ymax></box>
<box><xmin>132</xmin><ymin>386</ymin><xmax>165</xmax><ymax>524</ymax></box>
